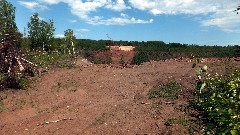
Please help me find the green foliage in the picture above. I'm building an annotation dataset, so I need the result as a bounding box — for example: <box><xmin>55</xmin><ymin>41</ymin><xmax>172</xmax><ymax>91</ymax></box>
<box><xmin>24</xmin><ymin>52</ymin><xmax>74</xmax><ymax>68</ymax></box>
<box><xmin>119</xmin><ymin>54</ymin><xmax>125</xmax><ymax>65</ymax></box>
<box><xmin>18</xmin><ymin>76</ymin><xmax>30</xmax><ymax>90</ymax></box>
<box><xmin>0</xmin><ymin>0</ymin><xmax>18</xmax><ymax>36</ymax></box>
<box><xmin>132</xmin><ymin>41</ymin><xmax>236</xmax><ymax>65</ymax></box>
<box><xmin>194</xmin><ymin>66</ymin><xmax>240</xmax><ymax>134</ymax></box>
<box><xmin>76</xmin><ymin>39</ymin><xmax>108</xmax><ymax>51</ymax></box>
<box><xmin>28</xmin><ymin>13</ymin><xmax>55</xmax><ymax>51</ymax></box>
<box><xmin>131</xmin><ymin>52</ymin><xmax>149</xmax><ymax>65</ymax></box>
<box><xmin>64</xmin><ymin>29</ymin><xmax>76</xmax><ymax>54</ymax></box>
<box><xmin>148</xmin><ymin>81</ymin><xmax>182</xmax><ymax>99</ymax></box>
<box><xmin>0</xmin><ymin>100</ymin><xmax>4</xmax><ymax>112</ymax></box>
<box><xmin>235</xmin><ymin>45</ymin><xmax>240</xmax><ymax>57</ymax></box>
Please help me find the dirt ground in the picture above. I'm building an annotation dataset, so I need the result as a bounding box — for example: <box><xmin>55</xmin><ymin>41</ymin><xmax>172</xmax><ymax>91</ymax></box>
<box><xmin>0</xmin><ymin>57</ymin><xmax>239</xmax><ymax>135</ymax></box>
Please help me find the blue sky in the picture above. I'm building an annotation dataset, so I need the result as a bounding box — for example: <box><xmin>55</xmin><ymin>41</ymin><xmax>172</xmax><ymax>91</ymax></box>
<box><xmin>8</xmin><ymin>0</ymin><xmax>240</xmax><ymax>45</ymax></box>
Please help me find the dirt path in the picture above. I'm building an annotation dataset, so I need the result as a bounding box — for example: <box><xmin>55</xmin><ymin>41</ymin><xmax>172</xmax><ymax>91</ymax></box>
<box><xmin>0</xmin><ymin>59</ymin><xmax>239</xmax><ymax>135</ymax></box>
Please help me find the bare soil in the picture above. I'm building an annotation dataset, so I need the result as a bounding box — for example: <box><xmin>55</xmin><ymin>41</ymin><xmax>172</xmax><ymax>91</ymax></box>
<box><xmin>0</xmin><ymin>57</ymin><xmax>239</xmax><ymax>135</ymax></box>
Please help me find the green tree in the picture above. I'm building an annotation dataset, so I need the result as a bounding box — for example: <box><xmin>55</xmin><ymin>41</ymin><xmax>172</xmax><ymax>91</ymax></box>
<box><xmin>0</xmin><ymin>0</ymin><xmax>17</xmax><ymax>34</ymax></box>
<box><xmin>40</xmin><ymin>19</ymin><xmax>55</xmax><ymax>51</ymax></box>
<box><xmin>28</xmin><ymin>13</ymin><xmax>55</xmax><ymax>51</ymax></box>
<box><xmin>20</xmin><ymin>27</ymin><xmax>30</xmax><ymax>49</ymax></box>
<box><xmin>28</xmin><ymin>13</ymin><xmax>41</xmax><ymax>50</ymax></box>
<box><xmin>64</xmin><ymin>29</ymin><xmax>76</xmax><ymax>55</ymax></box>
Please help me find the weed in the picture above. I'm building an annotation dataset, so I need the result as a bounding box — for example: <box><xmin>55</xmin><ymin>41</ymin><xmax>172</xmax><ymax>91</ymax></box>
<box><xmin>164</xmin><ymin>118</ymin><xmax>176</xmax><ymax>126</ymax></box>
<box><xmin>148</xmin><ymin>81</ymin><xmax>182</xmax><ymax>99</ymax></box>
<box><xmin>178</xmin><ymin>116</ymin><xmax>188</xmax><ymax>126</ymax></box>
<box><xmin>53</xmin><ymin>78</ymin><xmax>79</xmax><ymax>92</ymax></box>
<box><xmin>68</xmin><ymin>87</ymin><xmax>78</xmax><ymax>92</ymax></box>
<box><xmin>18</xmin><ymin>76</ymin><xmax>30</xmax><ymax>90</ymax></box>
<box><xmin>188</xmin><ymin>124</ymin><xmax>200</xmax><ymax>135</ymax></box>
<box><xmin>12</xmin><ymin>99</ymin><xmax>26</xmax><ymax>111</ymax></box>
<box><xmin>93</xmin><ymin>112</ymin><xmax>114</xmax><ymax>125</ymax></box>
<box><xmin>36</xmin><ymin>108</ymin><xmax>50</xmax><ymax>114</ymax></box>
<box><xmin>0</xmin><ymin>100</ymin><xmax>4</xmax><ymax>112</ymax></box>
<box><xmin>24</xmin><ymin>52</ymin><xmax>76</xmax><ymax>69</ymax></box>
<box><xmin>0</xmin><ymin>93</ymin><xmax>7</xmax><ymax>100</ymax></box>
<box><xmin>51</xmin><ymin>105</ymin><xmax>60</xmax><ymax>112</ymax></box>
<box><xmin>29</xmin><ymin>98</ymin><xmax>38</xmax><ymax>108</ymax></box>
<box><xmin>119</xmin><ymin>54</ymin><xmax>125</xmax><ymax>65</ymax></box>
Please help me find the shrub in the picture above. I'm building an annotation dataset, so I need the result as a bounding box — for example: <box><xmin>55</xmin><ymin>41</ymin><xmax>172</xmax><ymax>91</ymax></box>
<box><xmin>119</xmin><ymin>54</ymin><xmax>125</xmax><ymax>65</ymax></box>
<box><xmin>195</xmin><ymin>66</ymin><xmax>240</xmax><ymax>134</ymax></box>
<box><xmin>131</xmin><ymin>52</ymin><xmax>149</xmax><ymax>65</ymax></box>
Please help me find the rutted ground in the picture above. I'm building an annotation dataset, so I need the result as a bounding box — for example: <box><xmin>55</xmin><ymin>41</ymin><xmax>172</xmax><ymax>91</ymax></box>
<box><xmin>0</xmin><ymin>58</ymin><xmax>239</xmax><ymax>135</ymax></box>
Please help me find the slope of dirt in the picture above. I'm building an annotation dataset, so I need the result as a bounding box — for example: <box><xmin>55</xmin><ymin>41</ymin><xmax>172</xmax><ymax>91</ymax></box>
<box><xmin>0</xmin><ymin>59</ymin><xmax>239</xmax><ymax>135</ymax></box>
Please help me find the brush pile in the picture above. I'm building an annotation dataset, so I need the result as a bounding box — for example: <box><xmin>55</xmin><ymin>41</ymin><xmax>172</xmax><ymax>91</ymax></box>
<box><xmin>0</xmin><ymin>33</ymin><xmax>36</xmax><ymax>89</ymax></box>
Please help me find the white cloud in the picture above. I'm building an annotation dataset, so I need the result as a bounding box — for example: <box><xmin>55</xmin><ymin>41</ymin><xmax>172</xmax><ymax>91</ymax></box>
<box><xmin>39</xmin><ymin>0</ymin><xmax>62</xmax><ymax>4</ymax></box>
<box><xmin>18</xmin><ymin>1</ymin><xmax>47</xmax><ymax>11</ymax></box>
<box><xmin>69</xmin><ymin>19</ymin><xmax>77</xmax><ymax>23</ymax></box>
<box><xmin>128</xmin><ymin>0</ymin><xmax>218</xmax><ymax>15</ymax></box>
<box><xmin>128</xmin><ymin>0</ymin><xmax>240</xmax><ymax>32</ymax></box>
<box><xmin>54</xmin><ymin>34</ymin><xmax>64</xmax><ymax>38</ymax></box>
<box><xmin>31</xmin><ymin>0</ymin><xmax>240</xmax><ymax>31</ymax></box>
<box><xmin>105</xmin><ymin>0</ymin><xmax>131</xmax><ymax>11</ymax></box>
<box><xmin>39</xmin><ymin>0</ymin><xmax>152</xmax><ymax>25</ymax></box>
<box><xmin>120</xmin><ymin>13</ymin><xmax>128</xmax><ymax>18</ymax></box>
<box><xmin>201</xmin><ymin>9</ymin><xmax>240</xmax><ymax>33</ymax></box>
<box><xmin>76</xmin><ymin>28</ymin><xmax>90</xmax><ymax>32</ymax></box>
<box><xmin>38</xmin><ymin>16</ymin><xmax>45</xmax><ymax>20</ymax></box>
<box><xmin>95</xmin><ymin>17</ymin><xmax>153</xmax><ymax>25</ymax></box>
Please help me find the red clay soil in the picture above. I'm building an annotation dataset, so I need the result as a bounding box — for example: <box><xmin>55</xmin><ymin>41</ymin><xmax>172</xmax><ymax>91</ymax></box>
<box><xmin>110</xmin><ymin>50</ymin><xmax>136</xmax><ymax>64</ymax></box>
<box><xmin>0</xmin><ymin>58</ymin><xmax>239</xmax><ymax>135</ymax></box>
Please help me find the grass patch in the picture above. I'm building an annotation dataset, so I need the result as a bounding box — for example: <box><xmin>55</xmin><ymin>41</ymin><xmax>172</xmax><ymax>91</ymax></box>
<box><xmin>12</xmin><ymin>99</ymin><xmax>26</xmax><ymax>111</ymax></box>
<box><xmin>18</xmin><ymin>76</ymin><xmax>30</xmax><ymax>90</ymax></box>
<box><xmin>93</xmin><ymin>112</ymin><xmax>114</xmax><ymax>125</ymax></box>
<box><xmin>164</xmin><ymin>116</ymin><xmax>201</xmax><ymax>134</ymax></box>
<box><xmin>36</xmin><ymin>108</ymin><xmax>50</xmax><ymax>114</ymax></box>
<box><xmin>52</xmin><ymin>78</ymin><xmax>79</xmax><ymax>92</ymax></box>
<box><xmin>148</xmin><ymin>81</ymin><xmax>182</xmax><ymax>99</ymax></box>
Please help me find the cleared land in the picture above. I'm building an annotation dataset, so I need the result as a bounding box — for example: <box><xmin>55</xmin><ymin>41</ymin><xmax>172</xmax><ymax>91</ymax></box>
<box><xmin>0</xmin><ymin>57</ymin><xmax>239</xmax><ymax>135</ymax></box>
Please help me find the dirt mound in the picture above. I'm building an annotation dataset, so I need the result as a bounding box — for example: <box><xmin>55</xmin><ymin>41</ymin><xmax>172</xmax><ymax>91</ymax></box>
<box><xmin>110</xmin><ymin>50</ymin><xmax>135</xmax><ymax>64</ymax></box>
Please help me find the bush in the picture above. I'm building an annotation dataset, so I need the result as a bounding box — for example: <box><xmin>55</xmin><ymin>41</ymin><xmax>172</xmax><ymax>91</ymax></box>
<box><xmin>131</xmin><ymin>52</ymin><xmax>149</xmax><ymax>65</ymax></box>
<box><xmin>194</xmin><ymin>66</ymin><xmax>240</xmax><ymax>134</ymax></box>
